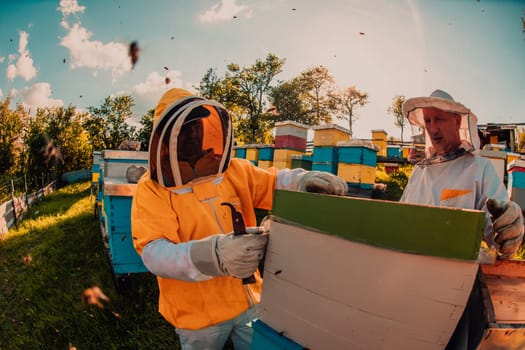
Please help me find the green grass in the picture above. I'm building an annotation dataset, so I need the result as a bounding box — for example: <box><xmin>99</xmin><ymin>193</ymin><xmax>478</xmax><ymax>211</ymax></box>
<box><xmin>0</xmin><ymin>182</ymin><xmax>179</xmax><ymax>350</ymax></box>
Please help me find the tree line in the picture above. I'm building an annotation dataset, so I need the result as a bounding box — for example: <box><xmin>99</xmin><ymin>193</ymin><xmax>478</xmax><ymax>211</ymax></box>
<box><xmin>1</xmin><ymin>53</ymin><xmax>407</xmax><ymax>188</ymax></box>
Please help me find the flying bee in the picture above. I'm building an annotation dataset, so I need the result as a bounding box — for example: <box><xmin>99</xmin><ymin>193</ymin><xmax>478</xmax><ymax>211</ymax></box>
<box><xmin>129</xmin><ymin>41</ymin><xmax>140</xmax><ymax>68</ymax></box>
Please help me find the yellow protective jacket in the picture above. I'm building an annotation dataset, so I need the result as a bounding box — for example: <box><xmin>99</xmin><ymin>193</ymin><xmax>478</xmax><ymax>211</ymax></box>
<box><xmin>131</xmin><ymin>158</ymin><xmax>278</xmax><ymax>330</ymax></box>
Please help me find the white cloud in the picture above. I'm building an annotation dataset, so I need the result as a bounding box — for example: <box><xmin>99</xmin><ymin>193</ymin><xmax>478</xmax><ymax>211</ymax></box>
<box><xmin>0</xmin><ymin>88</ymin><xmax>3</xmax><ymax>100</ymax></box>
<box><xmin>199</xmin><ymin>0</ymin><xmax>253</xmax><ymax>23</ymax></box>
<box><xmin>129</xmin><ymin>70</ymin><xmax>185</xmax><ymax>103</ymax></box>
<box><xmin>57</xmin><ymin>0</ymin><xmax>86</xmax><ymax>16</ymax></box>
<box><xmin>12</xmin><ymin>83</ymin><xmax>64</xmax><ymax>114</ymax></box>
<box><xmin>0</xmin><ymin>56</ymin><xmax>4</xmax><ymax>63</ymax></box>
<box><xmin>60</xmin><ymin>23</ymin><xmax>132</xmax><ymax>80</ymax></box>
<box><xmin>6</xmin><ymin>31</ymin><xmax>38</xmax><ymax>82</ymax></box>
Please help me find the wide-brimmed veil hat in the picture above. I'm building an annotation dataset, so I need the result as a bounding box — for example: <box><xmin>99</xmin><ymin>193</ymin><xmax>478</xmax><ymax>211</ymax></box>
<box><xmin>148</xmin><ymin>88</ymin><xmax>233</xmax><ymax>188</ymax></box>
<box><xmin>402</xmin><ymin>89</ymin><xmax>480</xmax><ymax>155</ymax></box>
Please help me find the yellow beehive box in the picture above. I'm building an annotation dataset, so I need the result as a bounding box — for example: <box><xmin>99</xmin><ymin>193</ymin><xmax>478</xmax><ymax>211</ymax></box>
<box><xmin>313</xmin><ymin>124</ymin><xmax>351</xmax><ymax>147</ymax></box>
<box><xmin>92</xmin><ymin>172</ymin><xmax>100</xmax><ymax>183</ymax></box>
<box><xmin>257</xmin><ymin>160</ymin><xmax>273</xmax><ymax>169</ymax></box>
<box><xmin>401</xmin><ymin>146</ymin><xmax>410</xmax><ymax>159</ymax></box>
<box><xmin>246</xmin><ymin>145</ymin><xmax>259</xmax><ymax>161</ymax></box>
<box><xmin>507</xmin><ymin>152</ymin><xmax>520</xmax><ymax>164</ymax></box>
<box><xmin>273</xmin><ymin>149</ymin><xmax>304</xmax><ymax>162</ymax></box>
<box><xmin>371</xmin><ymin>129</ymin><xmax>387</xmax><ymax>157</ymax></box>
<box><xmin>337</xmin><ymin>163</ymin><xmax>376</xmax><ymax>184</ymax></box>
<box><xmin>272</xmin><ymin>160</ymin><xmax>291</xmax><ymax>170</ymax></box>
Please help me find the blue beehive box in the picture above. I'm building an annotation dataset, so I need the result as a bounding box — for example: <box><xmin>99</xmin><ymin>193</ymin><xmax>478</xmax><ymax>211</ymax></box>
<box><xmin>338</xmin><ymin>146</ymin><xmax>377</xmax><ymax>166</ymax></box>
<box><xmin>509</xmin><ymin>171</ymin><xmax>525</xmax><ymax>191</ymax></box>
<box><xmin>251</xmin><ymin>320</ymin><xmax>305</xmax><ymax>350</ymax></box>
<box><xmin>99</xmin><ymin>150</ymin><xmax>150</xmax><ymax>277</ymax></box>
<box><xmin>258</xmin><ymin>146</ymin><xmax>275</xmax><ymax>161</ymax></box>
<box><xmin>312</xmin><ymin>162</ymin><xmax>338</xmax><ymax>174</ymax></box>
<box><xmin>102</xmin><ymin>179</ymin><xmax>148</xmax><ymax>275</ymax></box>
<box><xmin>387</xmin><ymin>145</ymin><xmax>401</xmax><ymax>158</ymax></box>
<box><xmin>312</xmin><ymin>146</ymin><xmax>338</xmax><ymax>163</ymax></box>
<box><xmin>347</xmin><ymin>182</ymin><xmax>374</xmax><ymax>190</ymax></box>
<box><xmin>235</xmin><ymin>147</ymin><xmax>247</xmax><ymax>159</ymax></box>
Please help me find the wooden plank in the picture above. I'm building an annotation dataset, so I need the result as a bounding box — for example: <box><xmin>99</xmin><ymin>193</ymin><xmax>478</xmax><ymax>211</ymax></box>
<box><xmin>271</xmin><ymin>190</ymin><xmax>486</xmax><ymax>260</ymax></box>
<box><xmin>482</xmin><ymin>275</ymin><xmax>525</xmax><ymax>323</ymax></box>
<box><xmin>480</xmin><ymin>259</ymin><xmax>525</xmax><ymax>324</ymax></box>
<box><xmin>481</xmin><ymin>259</ymin><xmax>525</xmax><ymax>279</ymax></box>
<box><xmin>260</xmin><ymin>220</ymin><xmax>478</xmax><ymax>349</ymax></box>
<box><xmin>478</xmin><ymin>327</ymin><xmax>525</xmax><ymax>350</ymax></box>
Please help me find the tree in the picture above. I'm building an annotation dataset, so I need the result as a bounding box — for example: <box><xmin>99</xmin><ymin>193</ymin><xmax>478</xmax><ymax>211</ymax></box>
<box><xmin>228</xmin><ymin>54</ymin><xmax>285</xmax><ymax>144</ymax></box>
<box><xmin>269</xmin><ymin>79</ymin><xmax>310</xmax><ymax>123</ymax></box>
<box><xmin>387</xmin><ymin>95</ymin><xmax>407</xmax><ymax>142</ymax></box>
<box><xmin>137</xmin><ymin>109</ymin><xmax>154</xmax><ymax>151</ymax></box>
<box><xmin>0</xmin><ymin>97</ymin><xmax>28</xmax><ymax>177</ymax></box>
<box><xmin>86</xmin><ymin>95</ymin><xmax>137</xmax><ymax>150</ymax></box>
<box><xmin>37</xmin><ymin>105</ymin><xmax>93</xmax><ymax>173</ymax></box>
<box><xmin>198</xmin><ymin>54</ymin><xmax>285</xmax><ymax>144</ymax></box>
<box><xmin>298</xmin><ymin>66</ymin><xmax>337</xmax><ymax>125</ymax></box>
<box><xmin>22</xmin><ymin>106</ymin><xmax>93</xmax><ymax>182</ymax></box>
<box><xmin>518</xmin><ymin>127</ymin><xmax>525</xmax><ymax>153</ymax></box>
<box><xmin>23</xmin><ymin>113</ymin><xmax>52</xmax><ymax>182</ymax></box>
<box><xmin>198</xmin><ymin>68</ymin><xmax>224</xmax><ymax>101</ymax></box>
<box><xmin>269</xmin><ymin>68</ymin><xmax>336</xmax><ymax>126</ymax></box>
<box><xmin>334</xmin><ymin>86</ymin><xmax>368</xmax><ymax>136</ymax></box>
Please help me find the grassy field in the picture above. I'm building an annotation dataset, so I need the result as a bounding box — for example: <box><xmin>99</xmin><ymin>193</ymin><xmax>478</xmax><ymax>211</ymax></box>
<box><xmin>0</xmin><ymin>182</ymin><xmax>180</xmax><ymax>350</ymax></box>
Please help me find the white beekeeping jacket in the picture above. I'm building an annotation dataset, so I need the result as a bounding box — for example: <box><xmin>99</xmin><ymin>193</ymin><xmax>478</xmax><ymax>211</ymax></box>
<box><xmin>400</xmin><ymin>153</ymin><xmax>509</xmax><ymax>239</ymax></box>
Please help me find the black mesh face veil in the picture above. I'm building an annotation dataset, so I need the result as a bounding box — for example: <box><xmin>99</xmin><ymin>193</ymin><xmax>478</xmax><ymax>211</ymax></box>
<box><xmin>149</xmin><ymin>97</ymin><xmax>232</xmax><ymax>188</ymax></box>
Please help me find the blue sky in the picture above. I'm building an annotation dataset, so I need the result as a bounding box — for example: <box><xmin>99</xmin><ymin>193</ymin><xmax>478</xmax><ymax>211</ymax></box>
<box><xmin>1</xmin><ymin>0</ymin><xmax>524</xmax><ymax>140</ymax></box>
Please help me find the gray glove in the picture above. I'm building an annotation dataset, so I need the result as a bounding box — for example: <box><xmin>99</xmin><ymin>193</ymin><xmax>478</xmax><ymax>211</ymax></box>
<box><xmin>190</xmin><ymin>227</ymin><xmax>268</xmax><ymax>278</ymax></box>
<box><xmin>126</xmin><ymin>165</ymin><xmax>147</xmax><ymax>183</ymax></box>
<box><xmin>486</xmin><ymin>198</ymin><xmax>524</xmax><ymax>259</ymax></box>
<box><xmin>297</xmin><ymin>171</ymin><xmax>348</xmax><ymax>196</ymax></box>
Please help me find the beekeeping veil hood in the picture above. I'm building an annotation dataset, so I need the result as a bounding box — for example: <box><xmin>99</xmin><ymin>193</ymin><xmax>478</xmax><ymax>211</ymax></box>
<box><xmin>149</xmin><ymin>88</ymin><xmax>232</xmax><ymax>187</ymax></box>
<box><xmin>402</xmin><ymin>89</ymin><xmax>480</xmax><ymax>159</ymax></box>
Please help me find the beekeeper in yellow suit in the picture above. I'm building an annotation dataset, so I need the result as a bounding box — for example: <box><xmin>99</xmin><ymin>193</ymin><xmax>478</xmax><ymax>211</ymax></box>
<box><xmin>131</xmin><ymin>88</ymin><xmax>348</xmax><ymax>350</ymax></box>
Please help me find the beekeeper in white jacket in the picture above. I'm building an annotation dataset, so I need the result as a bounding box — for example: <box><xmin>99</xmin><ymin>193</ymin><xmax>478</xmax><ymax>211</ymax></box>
<box><xmin>400</xmin><ymin>89</ymin><xmax>524</xmax><ymax>349</ymax></box>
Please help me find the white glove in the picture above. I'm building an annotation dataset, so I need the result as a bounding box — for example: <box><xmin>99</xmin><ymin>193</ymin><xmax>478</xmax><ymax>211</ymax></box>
<box><xmin>486</xmin><ymin>198</ymin><xmax>524</xmax><ymax>259</ymax></box>
<box><xmin>190</xmin><ymin>227</ymin><xmax>268</xmax><ymax>278</ymax></box>
<box><xmin>297</xmin><ymin>171</ymin><xmax>348</xmax><ymax>196</ymax></box>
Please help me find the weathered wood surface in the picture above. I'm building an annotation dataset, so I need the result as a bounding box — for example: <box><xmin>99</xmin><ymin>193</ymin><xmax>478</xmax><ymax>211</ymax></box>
<box><xmin>481</xmin><ymin>259</ymin><xmax>525</xmax><ymax>324</ymax></box>
<box><xmin>260</xmin><ymin>220</ymin><xmax>479</xmax><ymax>350</ymax></box>
<box><xmin>477</xmin><ymin>327</ymin><xmax>525</xmax><ymax>350</ymax></box>
<box><xmin>258</xmin><ymin>190</ymin><xmax>487</xmax><ymax>349</ymax></box>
